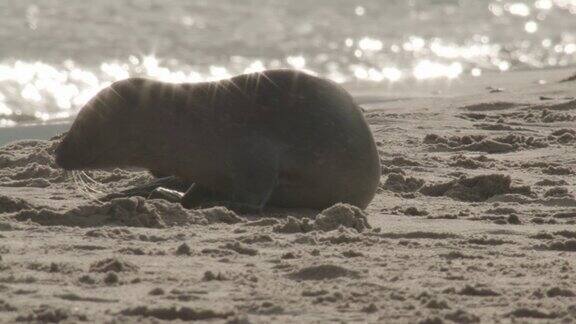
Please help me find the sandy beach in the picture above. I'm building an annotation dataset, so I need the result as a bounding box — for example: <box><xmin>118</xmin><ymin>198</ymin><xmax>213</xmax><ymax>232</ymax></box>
<box><xmin>0</xmin><ymin>68</ymin><xmax>575</xmax><ymax>323</ymax></box>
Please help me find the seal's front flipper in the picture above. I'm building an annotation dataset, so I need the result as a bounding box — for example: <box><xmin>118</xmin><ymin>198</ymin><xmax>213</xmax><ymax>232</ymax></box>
<box><xmin>180</xmin><ymin>184</ymin><xmax>264</xmax><ymax>214</ymax></box>
<box><xmin>227</xmin><ymin>136</ymin><xmax>280</xmax><ymax>213</ymax></box>
<box><xmin>179</xmin><ymin>137</ymin><xmax>280</xmax><ymax>214</ymax></box>
<box><xmin>103</xmin><ymin>176</ymin><xmax>190</xmax><ymax>201</ymax></box>
<box><xmin>148</xmin><ymin>187</ymin><xmax>184</xmax><ymax>203</ymax></box>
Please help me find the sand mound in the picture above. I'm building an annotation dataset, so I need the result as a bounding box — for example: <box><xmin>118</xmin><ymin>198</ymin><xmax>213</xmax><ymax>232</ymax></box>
<box><xmin>382</xmin><ymin>156</ymin><xmax>421</xmax><ymax>167</ymax></box>
<box><xmin>493</xmin><ymin>134</ymin><xmax>548</xmax><ymax>149</ymax></box>
<box><xmin>420</xmin><ymin>174</ymin><xmax>532</xmax><ymax>202</ymax></box>
<box><xmin>0</xmin><ymin>195</ymin><xmax>31</xmax><ymax>213</ymax></box>
<box><xmin>541</xmin><ymin>240</ymin><xmax>576</xmax><ymax>251</ymax></box>
<box><xmin>318</xmin><ymin>229</ymin><xmax>364</xmax><ymax>244</ymax></box>
<box><xmin>424</xmin><ymin>134</ymin><xmax>513</xmax><ymax>153</ymax></box>
<box><xmin>543</xmin><ymin>99</ymin><xmax>576</xmax><ymax>111</ymax></box>
<box><xmin>449</xmin><ymin>155</ymin><xmax>494</xmax><ymax>169</ymax></box>
<box><xmin>2</xmin><ymin>162</ymin><xmax>58</xmax><ymax>180</ymax></box>
<box><xmin>403</xmin><ymin>206</ymin><xmax>429</xmax><ymax>216</ymax></box>
<box><xmin>549</xmin><ymin>129</ymin><xmax>576</xmax><ymax>143</ymax></box>
<box><xmin>1</xmin><ymin>178</ymin><xmax>52</xmax><ymax>188</ymax></box>
<box><xmin>221</xmin><ymin>242</ymin><xmax>258</xmax><ymax>256</ymax></box>
<box><xmin>377</xmin><ymin>231</ymin><xmax>459</xmax><ymax>240</ymax></box>
<box><xmin>15</xmin><ymin>305</ymin><xmax>87</xmax><ymax>323</ymax></box>
<box><xmin>507</xmin><ymin>308</ymin><xmax>558</xmax><ymax>319</ymax></box>
<box><xmin>120</xmin><ymin>305</ymin><xmax>233</xmax><ymax>321</ymax></box>
<box><xmin>544</xmin><ymin>187</ymin><xmax>571</xmax><ymax>198</ymax></box>
<box><xmin>459</xmin><ymin>99</ymin><xmax>576</xmax><ymax>125</ymax></box>
<box><xmin>243</xmin><ymin>218</ymin><xmax>280</xmax><ymax>227</ymax></box>
<box><xmin>535</xmin><ymin>179</ymin><xmax>568</xmax><ymax>186</ymax></box>
<box><xmin>424</xmin><ymin>133</ymin><xmax>547</xmax><ymax>153</ymax></box>
<box><xmin>459</xmin><ymin>139</ymin><xmax>516</xmax><ymax>153</ymax></box>
<box><xmin>542</xmin><ymin>166</ymin><xmax>574</xmax><ymax>175</ymax></box>
<box><xmin>445</xmin><ymin>310</ymin><xmax>481</xmax><ymax>323</ymax></box>
<box><xmin>289</xmin><ymin>264</ymin><xmax>360</xmax><ymax>281</ymax></box>
<box><xmin>546</xmin><ymin>287</ymin><xmax>575</xmax><ymax>297</ymax></box>
<box><xmin>274</xmin><ymin>216</ymin><xmax>314</xmax><ymax>233</ymax></box>
<box><xmin>0</xmin><ymin>140</ymin><xmax>57</xmax><ymax>168</ymax></box>
<box><xmin>199</xmin><ymin>207</ymin><xmax>244</xmax><ymax>224</ymax></box>
<box><xmin>383</xmin><ymin>173</ymin><xmax>425</xmax><ymax>192</ymax></box>
<box><xmin>0</xmin><ymin>300</ymin><xmax>16</xmax><ymax>312</ymax></box>
<box><xmin>274</xmin><ymin>203</ymin><xmax>370</xmax><ymax>233</ymax></box>
<box><xmin>14</xmin><ymin>197</ymin><xmax>203</xmax><ymax>227</ymax></box>
<box><xmin>315</xmin><ymin>203</ymin><xmax>370</xmax><ymax>232</ymax></box>
<box><xmin>424</xmin><ymin>134</ymin><xmax>485</xmax><ymax>146</ymax></box>
<box><xmin>473</xmin><ymin>123</ymin><xmax>516</xmax><ymax>131</ymax></box>
<box><xmin>459</xmin><ymin>285</ymin><xmax>500</xmax><ymax>296</ymax></box>
<box><xmin>560</xmin><ymin>72</ymin><xmax>576</xmax><ymax>82</ymax></box>
<box><xmin>89</xmin><ymin>257</ymin><xmax>139</xmax><ymax>273</ymax></box>
<box><xmin>460</xmin><ymin>102</ymin><xmax>520</xmax><ymax>111</ymax></box>
<box><xmin>541</xmin><ymin>110</ymin><xmax>576</xmax><ymax>123</ymax></box>
<box><xmin>85</xmin><ymin>228</ymin><xmax>135</xmax><ymax>239</ymax></box>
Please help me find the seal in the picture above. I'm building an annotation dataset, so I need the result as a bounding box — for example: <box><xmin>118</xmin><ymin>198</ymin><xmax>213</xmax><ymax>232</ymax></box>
<box><xmin>55</xmin><ymin>69</ymin><xmax>381</xmax><ymax>212</ymax></box>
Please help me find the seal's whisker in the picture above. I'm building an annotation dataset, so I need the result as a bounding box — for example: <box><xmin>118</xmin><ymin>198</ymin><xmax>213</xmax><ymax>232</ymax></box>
<box><xmin>80</xmin><ymin>171</ymin><xmax>107</xmax><ymax>193</ymax></box>
<box><xmin>78</xmin><ymin>172</ymin><xmax>106</xmax><ymax>205</ymax></box>
<box><xmin>63</xmin><ymin>170</ymin><xmax>72</xmax><ymax>182</ymax></box>
<box><xmin>81</xmin><ymin>172</ymin><xmax>103</xmax><ymax>190</ymax></box>
<box><xmin>71</xmin><ymin>171</ymin><xmax>80</xmax><ymax>190</ymax></box>
<box><xmin>81</xmin><ymin>171</ymin><xmax>103</xmax><ymax>186</ymax></box>
<box><xmin>72</xmin><ymin>171</ymin><xmax>92</xmax><ymax>198</ymax></box>
<box><xmin>73</xmin><ymin>171</ymin><xmax>90</xmax><ymax>195</ymax></box>
<box><xmin>71</xmin><ymin>171</ymin><xmax>103</xmax><ymax>204</ymax></box>
<box><xmin>78</xmin><ymin>172</ymin><xmax>103</xmax><ymax>194</ymax></box>
<box><xmin>66</xmin><ymin>171</ymin><xmax>78</xmax><ymax>191</ymax></box>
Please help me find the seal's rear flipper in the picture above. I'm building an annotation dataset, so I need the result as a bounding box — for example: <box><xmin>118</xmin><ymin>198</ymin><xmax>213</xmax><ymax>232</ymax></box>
<box><xmin>102</xmin><ymin>176</ymin><xmax>191</xmax><ymax>201</ymax></box>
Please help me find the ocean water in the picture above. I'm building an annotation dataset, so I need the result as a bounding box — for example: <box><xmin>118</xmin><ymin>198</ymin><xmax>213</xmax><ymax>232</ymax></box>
<box><xmin>0</xmin><ymin>0</ymin><xmax>575</xmax><ymax>126</ymax></box>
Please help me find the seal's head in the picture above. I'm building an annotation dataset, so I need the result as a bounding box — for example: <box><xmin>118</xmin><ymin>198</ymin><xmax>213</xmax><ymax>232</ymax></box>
<box><xmin>55</xmin><ymin>78</ymin><xmax>149</xmax><ymax>170</ymax></box>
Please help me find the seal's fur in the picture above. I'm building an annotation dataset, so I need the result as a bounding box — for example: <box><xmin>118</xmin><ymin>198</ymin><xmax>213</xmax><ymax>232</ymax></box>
<box><xmin>55</xmin><ymin>70</ymin><xmax>381</xmax><ymax>212</ymax></box>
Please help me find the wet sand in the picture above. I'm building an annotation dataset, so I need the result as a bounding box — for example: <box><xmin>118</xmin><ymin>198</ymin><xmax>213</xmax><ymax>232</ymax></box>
<box><xmin>0</xmin><ymin>69</ymin><xmax>575</xmax><ymax>323</ymax></box>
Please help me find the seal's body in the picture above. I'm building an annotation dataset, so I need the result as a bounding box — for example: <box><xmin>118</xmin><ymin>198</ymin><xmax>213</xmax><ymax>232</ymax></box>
<box><xmin>55</xmin><ymin>70</ymin><xmax>381</xmax><ymax>212</ymax></box>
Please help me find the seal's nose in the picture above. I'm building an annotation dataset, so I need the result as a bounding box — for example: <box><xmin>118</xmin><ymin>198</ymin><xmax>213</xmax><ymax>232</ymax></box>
<box><xmin>54</xmin><ymin>140</ymin><xmax>73</xmax><ymax>170</ymax></box>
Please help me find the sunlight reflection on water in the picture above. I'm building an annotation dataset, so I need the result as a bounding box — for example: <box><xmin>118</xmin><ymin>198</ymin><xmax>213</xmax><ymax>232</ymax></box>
<box><xmin>0</xmin><ymin>54</ymin><xmax>472</xmax><ymax>126</ymax></box>
<box><xmin>1</xmin><ymin>0</ymin><xmax>576</xmax><ymax>126</ymax></box>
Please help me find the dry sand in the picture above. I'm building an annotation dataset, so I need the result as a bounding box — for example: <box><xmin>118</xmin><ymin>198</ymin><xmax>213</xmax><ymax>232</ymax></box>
<box><xmin>0</xmin><ymin>69</ymin><xmax>575</xmax><ymax>323</ymax></box>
